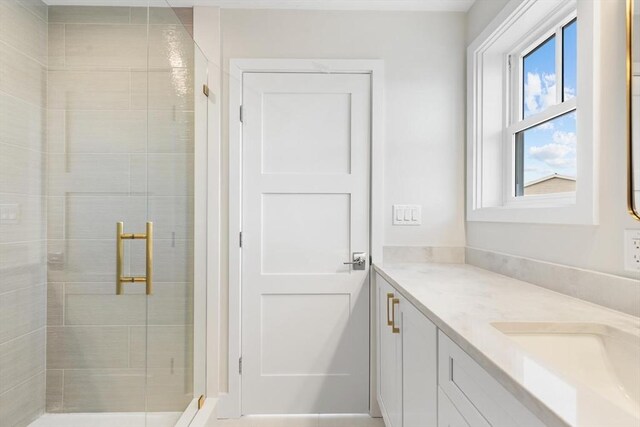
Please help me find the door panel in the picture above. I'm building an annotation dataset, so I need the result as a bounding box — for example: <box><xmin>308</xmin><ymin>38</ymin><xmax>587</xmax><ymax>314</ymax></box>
<box><xmin>241</xmin><ymin>72</ymin><xmax>371</xmax><ymax>414</ymax></box>
<box><xmin>261</xmin><ymin>193</ymin><xmax>350</xmax><ymax>274</ymax></box>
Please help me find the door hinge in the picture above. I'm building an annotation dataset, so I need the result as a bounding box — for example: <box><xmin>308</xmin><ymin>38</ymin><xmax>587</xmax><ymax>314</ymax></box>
<box><xmin>203</xmin><ymin>84</ymin><xmax>209</xmax><ymax>97</ymax></box>
<box><xmin>197</xmin><ymin>395</ymin><xmax>205</xmax><ymax>409</ymax></box>
<box><xmin>369</xmin><ymin>255</ymin><xmax>373</xmax><ymax>265</ymax></box>
<box><xmin>507</xmin><ymin>55</ymin><xmax>512</xmax><ymax>72</ymax></box>
<box><xmin>239</xmin><ymin>357</ymin><xmax>243</xmax><ymax>374</ymax></box>
<box><xmin>239</xmin><ymin>105</ymin><xmax>243</xmax><ymax>123</ymax></box>
<box><xmin>239</xmin><ymin>231</ymin><xmax>243</xmax><ymax>248</ymax></box>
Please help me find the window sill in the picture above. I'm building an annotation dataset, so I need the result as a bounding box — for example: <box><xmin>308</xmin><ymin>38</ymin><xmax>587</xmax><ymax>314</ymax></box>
<box><xmin>467</xmin><ymin>200</ymin><xmax>597</xmax><ymax>225</ymax></box>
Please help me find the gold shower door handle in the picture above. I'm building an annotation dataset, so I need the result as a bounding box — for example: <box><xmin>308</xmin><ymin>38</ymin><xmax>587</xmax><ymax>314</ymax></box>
<box><xmin>116</xmin><ymin>222</ymin><xmax>153</xmax><ymax>295</ymax></box>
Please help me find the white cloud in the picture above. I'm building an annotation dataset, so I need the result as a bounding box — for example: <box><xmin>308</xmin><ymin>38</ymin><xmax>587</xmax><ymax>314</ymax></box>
<box><xmin>524</xmin><ymin>72</ymin><xmax>556</xmax><ymax>115</ymax></box>
<box><xmin>564</xmin><ymin>86</ymin><xmax>576</xmax><ymax>100</ymax></box>
<box><xmin>528</xmin><ymin>130</ymin><xmax>576</xmax><ymax>169</ymax></box>
<box><xmin>535</xmin><ymin>121</ymin><xmax>555</xmax><ymax>131</ymax></box>
<box><xmin>552</xmin><ymin>130</ymin><xmax>576</xmax><ymax>146</ymax></box>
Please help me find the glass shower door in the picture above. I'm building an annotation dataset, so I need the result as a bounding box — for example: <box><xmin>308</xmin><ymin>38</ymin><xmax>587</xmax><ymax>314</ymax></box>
<box><xmin>46</xmin><ymin>2</ymin><xmax>206</xmax><ymax>425</ymax></box>
<box><xmin>46</xmin><ymin>4</ymin><xmax>153</xmax><ymax>419</ymax></box>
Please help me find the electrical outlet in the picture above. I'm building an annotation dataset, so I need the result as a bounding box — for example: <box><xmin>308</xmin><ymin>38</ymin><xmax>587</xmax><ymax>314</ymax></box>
<box><xmin>624</xmin><ymin>230</ymin><xmax>640</xmax><ymax>273</ymax></box>
<box><xmin>0</xmin><ymin>204</ymin><xmax>19</xmax><ymax>225</ymax></box>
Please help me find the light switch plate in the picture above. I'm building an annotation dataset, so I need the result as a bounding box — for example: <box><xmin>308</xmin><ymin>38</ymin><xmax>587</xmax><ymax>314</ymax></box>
<box><xmin>624</xmin><ymin>229</ymin><xmax>640</xmax><ymax>273</ymax></box>
<box><xmin>392</xmin><ymin>204</ymin><xmax>421</xmax><ymax>226</ymax></box>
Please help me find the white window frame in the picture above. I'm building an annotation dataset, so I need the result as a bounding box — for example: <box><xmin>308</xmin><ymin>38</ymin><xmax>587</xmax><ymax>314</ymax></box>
<box><xmin>466</xmin><ymin>0</ymin><xmax>600</xmax><ymax>224</ymax></box>
<box><xmin>505</xmin><ymin>11</ymin><xmax>577</xmax><ymax>207</ymax></box>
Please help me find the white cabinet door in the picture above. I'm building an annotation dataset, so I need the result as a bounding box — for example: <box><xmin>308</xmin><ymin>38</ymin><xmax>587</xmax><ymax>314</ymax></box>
<box><xmin>377</xmin><ymin>275</ymin><xmax>402</xmax><ymax>427</ymax></box>
<box><xmin>401</xmin><ymin>298</ymin><xmax>437</xmax><ymax>427</ymax></box>
<box><xmin>438</xmin><ymin>388</ymin><xmax>470</xmax><ymax>427</ymax></box>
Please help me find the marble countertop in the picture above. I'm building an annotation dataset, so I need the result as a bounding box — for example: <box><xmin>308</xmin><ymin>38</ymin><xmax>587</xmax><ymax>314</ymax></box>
<box><xmin>373</xmin><ymin>262</ymin><xmax>640</xmax><ymax>427</ymax></box>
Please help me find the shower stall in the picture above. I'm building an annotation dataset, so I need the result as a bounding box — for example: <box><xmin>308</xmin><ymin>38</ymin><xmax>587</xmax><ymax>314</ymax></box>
<box><xmin>0</xmin><ymin>1</ymin><xmax>210</xmax><ymax>426</ymax></box>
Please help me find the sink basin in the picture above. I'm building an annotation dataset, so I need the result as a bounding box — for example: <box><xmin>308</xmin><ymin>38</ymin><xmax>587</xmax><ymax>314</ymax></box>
<box><xmin>492</xmin><ymin>322</ymin><xmax>640</xmax><ymax>418</ymax></box>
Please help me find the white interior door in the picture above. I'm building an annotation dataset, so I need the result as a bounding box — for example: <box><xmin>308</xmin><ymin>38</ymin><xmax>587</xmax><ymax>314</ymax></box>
<box><xmin>241</xmin><ymin>72</ymin><xmax>371</xmax><ymax>414</ymax></box>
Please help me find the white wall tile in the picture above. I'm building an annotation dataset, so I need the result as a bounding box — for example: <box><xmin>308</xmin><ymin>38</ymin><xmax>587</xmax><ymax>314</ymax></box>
<box><xmin>47</xmin><ymin>283</ymin><xmax>64</xmax><ymax>326</ymax></box>
<box><xmin>47</xmin><ymin>239</ymin><xmax>118</xmax><ymax>283</ymax></box>
<box><xmin>0</xmin><ymin>285</ymin><xmax>46</xmax><ymax>343</ymax></box>
<box><xmin>147</xmin><ymin>282</ymin><xmax>193</xmax><ymax>325</ymax></box>
<box><xmin>129</xmin><ymin>325</ymin><xmax>193</xmax><ymax>369</ymax></box>
<box><xmin>0</xmin><ymin>241</ymin><xmax>46</xmax><ymax>294</ymax></box>
<box><xmin>0</xmin><ymin>143</ymin><xmax>45</xmax><ymax>195</ymax></box>
<box><xmin>47</xmin><ymin>326</ymin><xmax>129</xmax><ymax>369</ymax></box>
<box><xmin>49</xmin><ymin>6</ymin><xmax>130</xmax><ymax>24</ymax></box>
<box><xmin>64</xmin><ymin>24</ymin><xmax>147</xmax><ymax>69</ymax></box>
<box><xmin>63</xmin><ymin>196</ymin><xmax>145</xmax><ymax>239</ymax></box>
<box><xmin>48</xmin><ymin>153</ymin><xmax>130</xmax><ymax>196</ymax></box>
<box><xmin>48</xmin><ymin>70</ymin><xmax>130</xmax><ymax>111</ymax></box>
<box><xmin>148</xmin><ymin>110</ymin><xmax>194</xmax><ymax>153</ymax></box>
<box><xmin>0</xmin><ymin>1</ymin><xmax>48</xmax><ymax>65</ymax></box>
<box><xmin>147</xmin><ymin>24</ymin><xmax>194</xmax><ymax>69</ymax></box>
<box><xmin>0</xmin><ymin>371</ymin><xmax>45</xmax><ymax>426</ymax></box>
<box><xmin>0</xmin><ymin>328</ymin><xmax>45</xmax><ymax>394</ymax></box>
<box><xmin>146</xmin><ymin>368</ymin><xmax>193</xmax><ymax>411</ymax></box>
<box><xmin>65</xmin><ymin>110</ymin><xmax>147</xmax><ymax>154</ymax></box>
<box><xmin>62</xmin><ymin>368</ymin><xmax>146</xmax><ymax>412</ymax></box>
<box><xmin>65</xmin><ymin>294</ymin><xmax>146</xmax><ymax>326</ymax></box>
<box><xmin>0</xmin><ymin>93</ymin><xmax>46</xmax><ymax>151</ymax></box>
<box><xmin>48</xmin><ymin>23</ymin><xmax>65</xmax><ymax>67</ymax></box>
<box><xmin>18</xmin><ymin>0</ymin><xmax>48</xmax><ymax>22</ymax></box>
<box><xmin>131</xmin><ymin>68</ymin><xmax>194</xmax><ymax>111</ymax></box>
<box><xmin>45</xmin><ymin>369</ymin><xmax>63</xmax><ymax>413</ymax></box>
<box><xmin>0</xmin><ymin>40</ymin><xmax>46</xmax><ymax>107</ymax></box>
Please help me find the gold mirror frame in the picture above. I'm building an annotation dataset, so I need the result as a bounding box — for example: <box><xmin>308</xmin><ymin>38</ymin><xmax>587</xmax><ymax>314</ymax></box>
<box><xmin>627</xmin><ymin>0</ymin><xmax>640</xmax><ymax>220</ymax></box>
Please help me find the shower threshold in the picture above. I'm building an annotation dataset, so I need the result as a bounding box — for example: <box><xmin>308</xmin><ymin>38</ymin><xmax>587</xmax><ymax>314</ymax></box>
<box><xmin>29</xmin><ymin>412</ymin><xmax>181</xmax><ymax>427</ymax></box>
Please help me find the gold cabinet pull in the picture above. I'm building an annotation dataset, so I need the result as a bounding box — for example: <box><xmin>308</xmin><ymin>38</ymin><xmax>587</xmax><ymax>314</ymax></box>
<box><xmin>391</xmin><ymin>298</ymin><xmax>400</xmax><ymax>334</ymax></box>
<box><xmin>116</xmin><ymin>221</ymin><xmax>153</xmax><ymax>296</ymax></box>
<box><xmin>386</xmin><ymin>292</ymin><xmax>394</xmax><ymax>326</ymax></box>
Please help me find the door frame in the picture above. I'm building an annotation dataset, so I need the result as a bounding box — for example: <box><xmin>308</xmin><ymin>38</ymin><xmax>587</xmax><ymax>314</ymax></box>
<box><xmin>219</xmin><ymin>58</ymin><xmax>385</xmax><ymax>418</ymax></box>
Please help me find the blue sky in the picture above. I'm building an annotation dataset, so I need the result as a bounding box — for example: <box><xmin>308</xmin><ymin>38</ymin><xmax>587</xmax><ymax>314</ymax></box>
<box><xmin>522</xmin><ymin>20</ymin><xmax>577</xmax><ymax>184</ymax></box>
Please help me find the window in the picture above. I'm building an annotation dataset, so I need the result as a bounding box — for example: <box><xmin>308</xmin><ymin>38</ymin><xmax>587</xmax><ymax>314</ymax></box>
<box><xmin>511</xmin><ymin>17</ymin><xmax>577</xmax><ymax>198</ymax></box>
<box><xmin>466</xmin><ymin>0</ymin><xmax>599</xmax><ymax>225</ymax></box>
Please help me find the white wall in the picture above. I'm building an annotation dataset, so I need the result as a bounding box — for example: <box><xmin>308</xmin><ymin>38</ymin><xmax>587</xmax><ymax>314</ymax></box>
<box><xmin>466</xmin><ymin>0</ymin><xmax>640</xmax><ymax>279</ymax></box>
<box><xmin>217</xmin><ymin>8</ymin><xmax>467</xmax><ymax>391</ymax></box>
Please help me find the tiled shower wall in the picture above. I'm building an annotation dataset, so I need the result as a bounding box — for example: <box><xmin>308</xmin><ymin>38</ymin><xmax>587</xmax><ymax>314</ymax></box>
<box><xmin>0</xmin><ymin>1</ymin><xmax>48</xmax><ymax>425</ymax></box>
<box><xmin>45</xmin><ymin>6</ymin><xmax>195</xmax><ymax>413</ymax></box>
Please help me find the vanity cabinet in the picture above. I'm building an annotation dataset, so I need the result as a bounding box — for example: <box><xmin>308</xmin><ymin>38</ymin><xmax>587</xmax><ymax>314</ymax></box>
<box><xmin>376</xmin><ymin>274</ymin><xmax>437</xmax><ymax>427</ymax></box>
<box><xmin>376</xmin><ymin>272</ymin><xmax>545</xmax><ymax>427</ymax></box>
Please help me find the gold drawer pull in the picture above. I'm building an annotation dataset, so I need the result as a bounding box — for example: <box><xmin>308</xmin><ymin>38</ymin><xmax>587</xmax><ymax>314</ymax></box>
<box><xmin>391</xmin><ymin>298</ymin><xmax>400</xmax><ymax>334</ymax></box>
<box><xmin>116</xmin><ymin>221</ymin><xmax>153</xmax><ymax>296</ymax></box>
<box><xmin>386</xmin><ymin>292</ymin><xmax>394</xmax><ymax>326</ymax></box>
